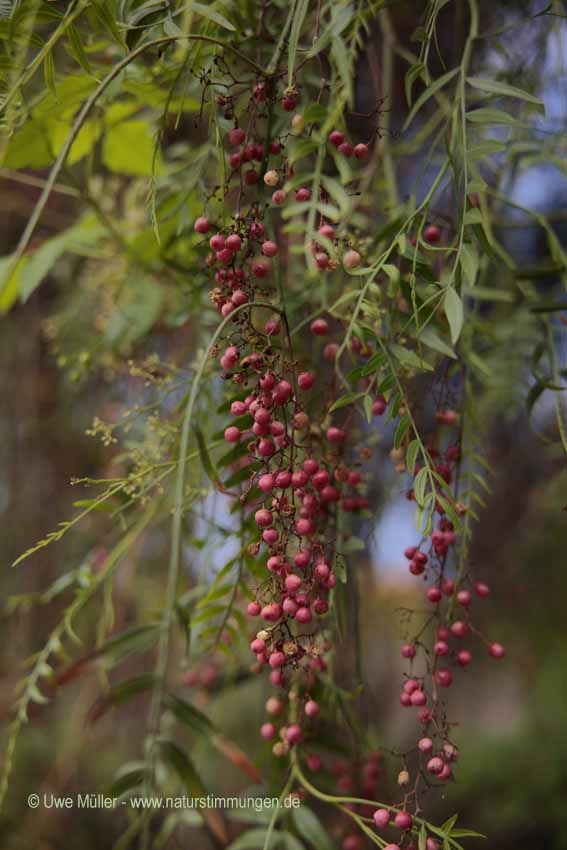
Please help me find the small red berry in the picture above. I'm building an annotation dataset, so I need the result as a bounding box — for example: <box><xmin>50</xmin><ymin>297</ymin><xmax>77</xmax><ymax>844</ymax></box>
<box><xmin>329</xmin><ymin>130</ymin><xmax>345</xmax><ymax>147</ymax></box>
<box><xmin>395</xmin><ymin>812</ymin><xmax>412</xmax><ymax>831</ymax></box>
<box><xmin>489</xmin><ymin>642</ymin><xmax>505</xmax><ymax>659</ymax></box>
<box><xmin>194</xmin><ymin>216</ymin><xmax>210</xmax><ymax>234</ymax></box>
<box><xmin>424</xmin><ymin>224</ymin><xmax>441</xmax><ymax>243</ymax></box>
<box><xmin>310</xmin><ymin>318</ymin><xmax>329</xmax><ymax>336</ymax></box>
<box><xmin>229</xmin><ymin>127</ymin><xmax>246</xmax><ymax>146</ymax></box>
<box><xmin>373</xmin><ymin>809</ymin><xmax>390</xmax><ymax>829</ymax></box>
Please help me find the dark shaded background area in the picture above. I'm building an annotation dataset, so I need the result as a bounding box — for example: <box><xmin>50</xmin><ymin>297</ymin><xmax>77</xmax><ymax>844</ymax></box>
<box><xmin>1</xmin><ymin>1</ymin><xmax>567</xmax><ymax>849</ymax></box>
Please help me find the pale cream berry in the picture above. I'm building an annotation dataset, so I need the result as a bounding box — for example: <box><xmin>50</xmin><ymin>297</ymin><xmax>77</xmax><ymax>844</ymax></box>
<box><xmin>264</xmin><ymin>170</ymin><xmax>279</xmax><ymax>187</ymax></box>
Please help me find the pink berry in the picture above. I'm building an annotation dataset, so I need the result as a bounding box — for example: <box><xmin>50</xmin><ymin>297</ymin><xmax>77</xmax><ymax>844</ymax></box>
<box><xmin>224</xmin><ymin>426</ymin><xmax>241</xmax><ymax>443</ymax></box>
<box><xmin>451</xmin><ymin>620</ymin><xmax>468</xmax><ymax>639</ymax></box>
<box><xmin>262</xmin><ymin>528</ymin><xmax>278</xmax><ymax>544</ymax></box>
<box><xmin>284</xmin><ymin>724</ymin><xmax>303</xmax><ymax>745</ymax></box>
<box><xmin>457</xmin><ymin>649</ymin><xmax>472</xmax><ymax>667</ymax></box>
<box><xmin>262</xmin><ymin>240</ymin><xmax>278</xmax><ymax>258</ymax></box>
<box><xmin>258</xmin><ymin>474</ymin><xmax>275</xmax><ymax>493</ymax></box>
<box><xmin>489</xmin><ymin>642</ymin><xmax>505</xmax><ymax>659</ymax></box>
<box><xmin>475</xmin><ymin>581</ymin><xmax>490</xmax><ymax>597</ymax></box>
<box><xmin>247</xmin><ymin>601</ymin><xmax>261</xmax><ymax>617</ymax></box>
<box><xmin>231</xmin><ymin>289</ymin><xmax>248</xmax><ymax>307</ymax></box>
<box><xmin>418</xmin><ymin>737</ymin><xmax>433</xmax><ymax>753</ymax></box>
<box><xmin>252</xmin><ymin>261</ymin><xmax>268</xmax><ymax>278</ymax></box>
<box><xmin>457</xmin><ymin>590</ymin><xmax>472</xmax><ymax>607</ymax></box>
<box><xmin>229</xmin><ymin>127</ymin><xmax>246</xmax><ymax>146</ymax></box>
<box><xmin>296</xmin><ymin>187</ymin><xmax>311</xmax><ymax>202</ymax></box>
<box><xmin>305</xmin><ymin>699</ymin><xmax>319</xmax><ymax>717</ymax></box>
<box><xmin>209</xmin><ymin>234</ymin><xmax>225</xmax><ymax>251</ymax></box>
<box><xmin>269</xmin><ymin>651</ymin><xmax>285</xmax><ymax>668</ymax></box>
<box><xmin>255</xmin><ymin>508</ymin><xmax>273</xmax><ymax>528</ymax></box>
<box><xmin>353</xmin><ymin>143</ymin><xmax>368</xmax><ymax>160</ymax></box>
<box><xmin>285</xmin><ymin>574</ymin><xmax>302</xmax><ymax>593</ymax></box>
<box><xmin>410</xmin><ymin>689</ymin><xmax>427</xmax><ymax>706</ymax></box>
<box><xmin>296</xmin><ymin>606</ymin><xmax>312</xmax><ymax>624</ymax></box>
<box><xmin>343</xmin><ymin>249</ymin><xmax>361</xmax><ymax>270</ymax></box>
<box><xmin>194</xmin><ymin>216</ymin><xmax>210</xmax><ymax>234</ymax></box>
<box><xmin>373</xmin><ymin>809</ymin><xmax>390</xmax><ymax>829</ymax></box>
<box><xmin>434</xmin><ymin>668</ymin><xmax>453</xmax><ymax>687</ymax></box>
<box><xmin>329</xmin><ymin>130</ymin><xmax>345</xmax><ymax>147</ymax></box>
<box><xmin>258</xmin><ymin>438</ymin><xmax>276</xmax><ymax>457</ymax></box>
<box><xmin>314</xmin><ymin>562</ymin><xmax>330</xmax><ymax>582</ymax></box>
<box><xmin>427</xmin><ymin>757</ymin><xmax>444</xmax><ymax>776</ymax></box>
<box><xmin>298</xmin><ymin>371</ymin><xmax>314</xmax><ymax>390</ymax></box>
<box><xmin>326</xmin><ymin>426</ymin><xmax>346</xmax><ymax>444</ymax></box>
<box><xmin>296</xmin><ymin>518</ymin><xmax>314</xmax><ymax>536</ymax></box>
<box><xmin>434</xmin><ymin>641</ymin><xmax>449</xmax><ymax>656</ymax></box>
<box><xmin>226</xmin><ymin>233</ymin><xmax>242</xmax><ymax>252</ymax></box>
<box><xmin>260</xmin><ymin>722</ymin><xmax>276</xmax><ymax>740</ymax></box>
<box><xmin>395</xmin><ymin>812</ymin><xmax>412</xmax><ymax>831</ymax></box>
<box><xmin>307</xmin><ymin>754</ymin><xmax>322</xmax><ymax>771</ymax></box>
<box><xmin>401</xmin><ymin>644</ymin><xmax>416</xmax><ymax>659</ymax></box>
<box><xmin>272</xmin><ymin>190</ymin><xmax>287</xmax><ymax>205</ymax></box>
<box><xmin>427</xmin><ymin>587</ymin><xmax>442</xmax><ymax>603</ymax></box>
<box><xmin>338</xmin><ymin>142</ymin><xmax>353</xmax><ymax>157</ymax></box>
<box><xmin>424</xmin><ymin>224</ymin><xmax>441</xmax><ymax>243</ymax></box>
<box><xmin>266</xmin><ymin>696</ymin><xmax>283</xmax><ymax>715</ymax></box>
<box><xmin>372</xmin><ymin>397</ymin><xmax>386</xmax><ymax>415</ymax></box>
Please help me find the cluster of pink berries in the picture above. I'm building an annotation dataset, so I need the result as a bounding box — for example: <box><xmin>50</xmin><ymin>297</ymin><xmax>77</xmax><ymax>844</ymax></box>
<box><xmin>393</xmin><ymin>414</ymin><xmax>505</xmax><ymax>790</ymax></box>
<box><xmin>192</xmin><ymin>79</ymin><xmax>377</xmax><ymax>762</ymax></box>
<box><xmin>328</xmin><ymin>129</ymin><xmax>369</xmax><ymax>161</ymax></box>
<box><xmin>191</xmin><ymin>66</ymin><xmax>496</xmax><ymax>846</ymax></box>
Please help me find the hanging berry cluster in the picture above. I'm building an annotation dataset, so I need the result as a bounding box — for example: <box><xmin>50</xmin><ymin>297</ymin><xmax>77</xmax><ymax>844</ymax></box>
<box><xmin>190</xmin><ymin>59</ymin><xmax>503</xmax><ymax>850</ymax></box>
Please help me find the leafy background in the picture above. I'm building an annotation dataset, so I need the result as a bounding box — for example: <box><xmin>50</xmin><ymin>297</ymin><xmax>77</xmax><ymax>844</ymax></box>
<box><xmin>1</xmin><ymin>1</ymin><xmax>567</xmax><ymax>849</ymax></box>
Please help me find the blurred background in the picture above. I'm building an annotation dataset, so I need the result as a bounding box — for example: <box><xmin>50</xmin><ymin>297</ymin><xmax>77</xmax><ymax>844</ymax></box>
<box><xmin>1</xmin><ymin>1</ymin><xmax>567</xmax><ymax>848</ymax></box>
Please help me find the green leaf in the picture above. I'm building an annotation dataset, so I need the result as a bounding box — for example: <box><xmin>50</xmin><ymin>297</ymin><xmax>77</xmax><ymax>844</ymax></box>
<box><xmin>288</xmin><ymin>0</ymin><xmax>309</xmax><ymax>85</ymax></box>
<box><xmin>109</xmin><ymin>766</ymin><xmax>145</xmax><ymax>799</ymax></box>
<box><xmin>43</xmin><ymin>50</ymin><xmax>56</xmax><ymax>96</ymax></box>
<box><xmin>329</xmin><ymin>392</ymin><xmax>365</xmax><ymax>412</ymax></box>
<box><xmin>406</xmin><ymin>439</ymin><xmax>420</xmax><ymax>475</ymax></box>
<box><xmin>98</xmin><ymin>624</ymin><xmax>160</xmax><ymax>665</ymax></box>
<box><xmin>293</xmin><ymin>806</ymin><xmax>337</xmax><ymax>850</ymax></box>
<box><xmin>288</xmin><ymin>138</ymin><xmax>319</xmax><ymax>165</ymax></box>
<box><xmin>91</xmin><ymin>0</ymin><xmax>127</xmax><ymax>46</ymax></box>
<box><xmin>302</xmin><ymin>102</ymin><xmax>327</xmax><ymax>124</ymax></box>
<box><xmin>418</xmin><ymin>327</ymin><xmax>457</xmax><ymax>359</ymax></box>
<box><xmin>164</xmin><ymin>693</ymin><xmax>215</xmax><ymax>737</ymax></box>
<box><xmin>405</xmin><ymin>62</ymin><xmax>425</xmax><ymax>106</ymax></box>
<box><xmin>413</xmin><ymin>467</ymin><xmax>428</xmax><ymax>507</ymax></box>
<box><xmin>460</xmin><ymin>243</ymin><xmax>479</xmax><ymax>286</ymax></box>
<box><xmin>468</xmin><ymin>139</ymin><xmax>506</xmax><ymax>159</ymax></box>
<box><xmin>404</xmin><ymin>67</ymin><xmax>459</xmax><ymax>130</ymax></box>
<box><xmin>466</xmin><ymin>108</ymin><xmax>520</xmax><ymax>125</ymax></box>
<box><xmin>87</xmin><ymin>673</ymin><xmax>156</xmax><ymax>724</ymax></box>
<box><xmin>158</xmin><ymin>738</ymin><xmax>207</xmax><ymax>795</ymax></box>
<box><xmin>390</xmin><ymin>344</ymin><xmax>434</xmax><ymax>372</ymax></box>
<box><xmin>103</xmin><ymin>119</ymin><xmax>160</xmax><ymax>176</ymax></box>
<box><xmin>331</xmin><ymin>37</ymin><xmax>352</xmax><ymax>104</ymax></box>
<box><xmin>226</xmin><ymin>829</ymin><xmax>285</xmax><ymax>850</ymax></box>
<box><xmin>68</xmin><ymin>23</ymin><xmax>91</xmax><ymax>74</ymax></box>
<box><xmin>191</xmin><ymin>2</ymin><xmax>236</xmax><ymax>31</ymax></box>
<box><xmin>0</xmin><ymin>253</ymin><xmax>26</xmax><ymax>313</ymax></box>
<box><xmin>466</xmin><ymin>76</ymin><xmax>545</xmax><ymax>111</ymax></box>
<box><xmin>444</xmin><ymin>287</ymin><xmax>464</xmax><ymax>344</ymax></box>
<box><xmin>394</xmin><ymin>414</ymin><xmax>411</xmax><ymax>448</ymax></box>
